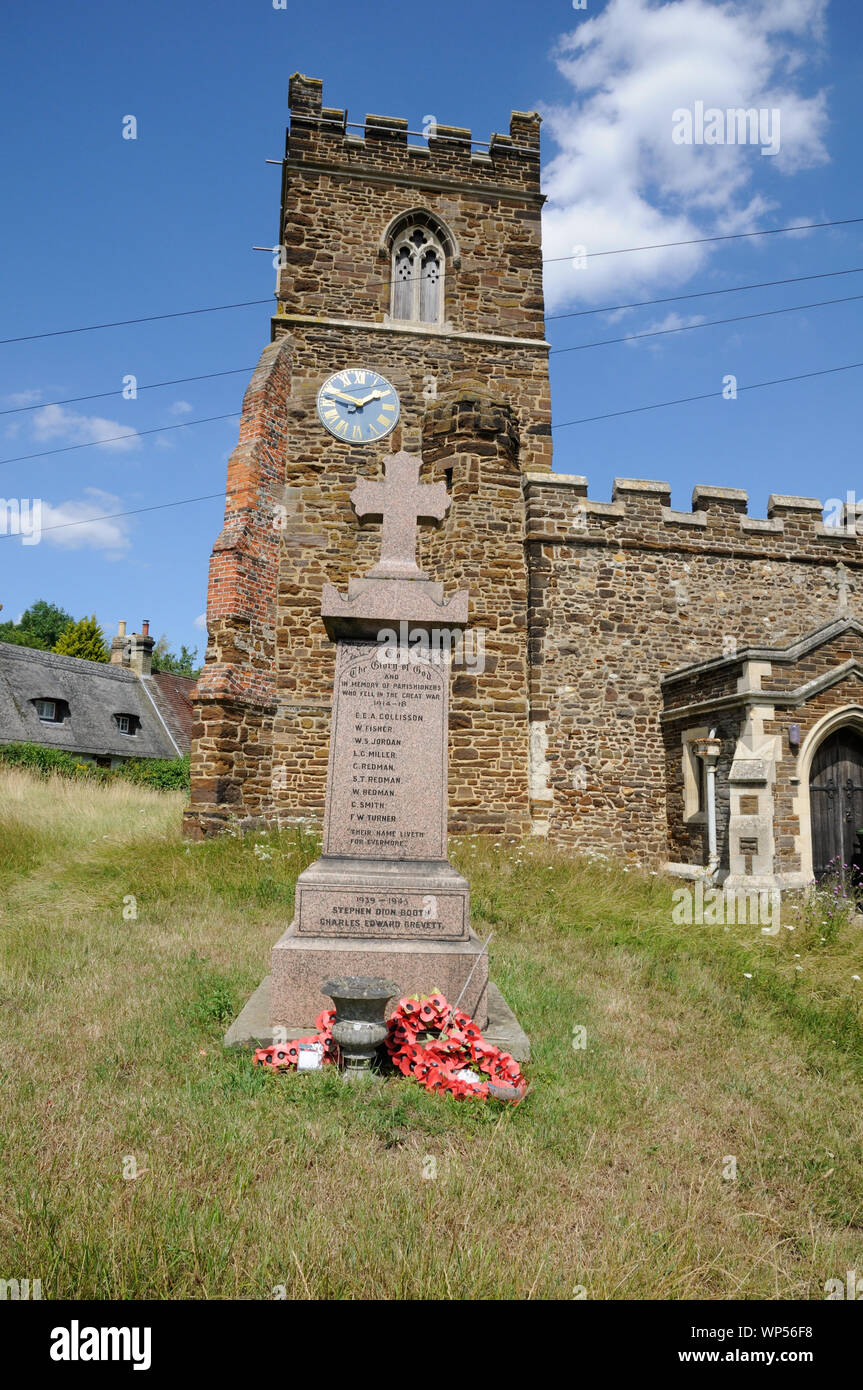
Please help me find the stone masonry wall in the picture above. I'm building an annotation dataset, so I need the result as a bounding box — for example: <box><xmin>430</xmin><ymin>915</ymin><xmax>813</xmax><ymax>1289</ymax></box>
<box><xmin>263</xmin><ymin>378</ymin><xmax>533</xmax><ymax>836</ymax></box>
<box><xmin>188</xmin><ymin>75</ymin><xmax>549</xmax><ymax>837</ymax></box>
<box><xmin>421</xmin><ymin>395</ymin><xmax>531</xmax><ymax>836</ymax></box>
<box><xmin>526</xmin><ymin>477</ymin><xmax>863</xmax><ymax>864</ymax></box>
<box><xmin>278</xmin><ymin>75</ymin><xmax>549</xmax><ymax>414</ymax></box>
<box><xmin>188</xmin><ymin>74</ymin><xmax>863</xmax><ymax>862</ymax></box>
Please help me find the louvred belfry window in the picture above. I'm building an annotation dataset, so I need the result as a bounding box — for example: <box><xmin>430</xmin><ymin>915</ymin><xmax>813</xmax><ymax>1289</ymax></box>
<box><xmin>390</xmin><ymin>224</ymin><xmax>445</xmax><ymax>325</ymax></box>
<box><xmin>393</xmin><ymin>245</ymin><xmax>413</xmax><ymax>320</ymax></box>
<box><xmin>420</xmin><ymin>248</ymin><xmax>441</xmax><ymax>323</ymax></box>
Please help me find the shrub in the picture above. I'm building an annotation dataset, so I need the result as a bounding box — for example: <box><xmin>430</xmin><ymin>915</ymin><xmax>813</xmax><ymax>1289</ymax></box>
<box><xmin>0</xmin><ymin>743</ymin><xmax>189</xmax><ymax>791</ymax></box>
<box><xmin>117</xmin><ymin>755</ymin><xmax>190</xmax><ymax>790</ymax></box>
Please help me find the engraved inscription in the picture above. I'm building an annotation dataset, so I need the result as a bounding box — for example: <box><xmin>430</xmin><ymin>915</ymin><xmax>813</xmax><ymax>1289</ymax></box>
<box><xmin>296</xmin><ymin>887</ymin><xmax>468</xmax><ymax>939</ymax></box>
<box><xmin>323</xmin><ymin>640</ymin><xmax>448</xmax><ymax>860</ymax></box>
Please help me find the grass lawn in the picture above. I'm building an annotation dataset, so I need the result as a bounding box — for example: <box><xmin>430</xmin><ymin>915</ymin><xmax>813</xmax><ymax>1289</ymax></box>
<box><xmin>1</xmin><ymin>767</ymin><xmax>862</xmax><ymax>1300</ymax></box>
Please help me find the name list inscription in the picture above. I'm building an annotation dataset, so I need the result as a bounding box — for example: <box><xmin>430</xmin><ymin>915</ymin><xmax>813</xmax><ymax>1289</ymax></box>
<box><xmin>323</xmin><ymin>641</ymin><xmax>447</xmax><ymax>861</ymax></box>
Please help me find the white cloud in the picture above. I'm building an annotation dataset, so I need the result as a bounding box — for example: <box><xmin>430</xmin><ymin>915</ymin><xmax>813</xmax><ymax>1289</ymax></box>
<box><xmin>30</xmin><ymin>404</ymin><xmax>141</xmax><ymax>452</ymax></box>
<box><xmin>41</xmin><ymin>488</ymin><xmax>130</xmax><ymax>554</ymax></box>
<box><xmin>622</xmin><ymin>310</ymin><xmax>707</xmax><ymax>347</ymax></box>
<box><xmin>541</xmin><ymin>0</ymin><xmax>831</xmax><ymax>311</ymax></box>
<box><xmin>169</xmin><ymin>400</ymin><xmax>194</xmax><ymax>416</ymax></box>
<box><xmin>2</xmin><ymin>388</ymin><xmax>44</xmax><ymax>407</ymax></box>
<box><xmin>194</xmin><ymin>612</ymin><xmax>207</xmax><ymax>632</ymax></box>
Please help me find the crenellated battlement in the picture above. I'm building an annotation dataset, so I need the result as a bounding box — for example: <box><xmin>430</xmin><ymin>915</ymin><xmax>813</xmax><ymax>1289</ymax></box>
<box><xmin>285</xmin><ymin>74</ymin><xmax>542</xmax><ymax>194</ymax></box>
<box><xmin>273</xmin><ymin>75</ymin><xmax>548</xmax><ymax>419</ymax></box>
<box><xmin>523</xmin><ymin>473</ymin><xmax>863</xmax><ymax>554</ymax></box>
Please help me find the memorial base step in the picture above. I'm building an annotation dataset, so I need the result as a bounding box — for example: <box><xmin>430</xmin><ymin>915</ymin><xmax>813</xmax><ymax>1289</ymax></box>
<box><xmin>269</xmin><ymin>923</ymin><xmax>489</xmax><ymax>1029</ymax></box>
<box><xmin>225</xmin><ymin>974</ymin><xmax>529</xmax><ymax>1062</ymax></box>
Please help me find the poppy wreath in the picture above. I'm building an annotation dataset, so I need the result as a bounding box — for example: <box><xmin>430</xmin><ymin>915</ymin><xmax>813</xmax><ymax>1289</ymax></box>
<box><xmin>386</xmin><ymin>992</ymin><xmax>527</xmax><ymax>1102</ymax></box>
<box><xmin>253</xmin><ymin>1008</ymin><xmax>338</xmax><ymax>1070</ymax></box>
<box><xmin>253</xmin><ymin>995</ymin><xmax>527</xmax><ymax>1103</ymax></box>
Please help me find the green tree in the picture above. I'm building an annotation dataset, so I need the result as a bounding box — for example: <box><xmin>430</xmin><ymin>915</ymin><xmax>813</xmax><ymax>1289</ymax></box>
<box><xmin>52</xmin><ymin>615</ymin><xmax>110</xmax><ymax>663</ymax></box>
<box><xmin>0</xmin><ymin>624</ymin><xmax>50</xmax><ymax>649</ymax></box>
<box><xmin>150</xmin><ymin>635</ymin><xmax>200</xmax><ymax>677</ymax></box>
<box><xmin>0</xmin><ymin>598</ymin><xmax>74</xmax><ymax>651</ymax></box>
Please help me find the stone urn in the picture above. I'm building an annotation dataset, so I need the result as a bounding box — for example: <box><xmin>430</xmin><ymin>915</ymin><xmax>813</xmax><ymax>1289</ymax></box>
<box><xmin>323</xmin><ymin>976</ymin><xmax>400</xmax><ymax>1080</ymax></box>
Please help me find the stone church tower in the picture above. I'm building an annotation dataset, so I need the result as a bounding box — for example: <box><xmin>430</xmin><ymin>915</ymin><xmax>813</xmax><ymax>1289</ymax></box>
<box><xmin>186</xmin><ymin>75</ymin><xmax>550</xmax><ymax>843</ymax></box>
<box><xmin>188</xmin><ymin>75</ymin><xmax>863</xmax><ymax>897</ymax></box>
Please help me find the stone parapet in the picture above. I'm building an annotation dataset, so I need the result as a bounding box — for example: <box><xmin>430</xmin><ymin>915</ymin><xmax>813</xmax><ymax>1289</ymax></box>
<box><xmin>524</xmin><ymin>475</ymin><xmax>863</xmax><ymax>558</ymax></box>
<box><xmin>286</xmin><ymin>73</ymin><xmax>542</xmax><ymax>193</ymax></box>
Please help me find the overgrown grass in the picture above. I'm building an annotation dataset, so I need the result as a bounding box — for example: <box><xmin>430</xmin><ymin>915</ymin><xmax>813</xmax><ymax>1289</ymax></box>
<box><xmin>1</xmin><ymin>771</ymin><xmax>861</xmax><ymax>1299</ymax></box>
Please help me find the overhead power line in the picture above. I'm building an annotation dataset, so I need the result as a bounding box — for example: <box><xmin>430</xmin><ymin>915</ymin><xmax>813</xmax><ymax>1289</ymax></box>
<box><xmin>8</xmin><ymin>265</ymin><xmax>862</xmax><ymax>419</ymax></box>
<box><xmin>0</xmin><ymin>300</ymin><xmax>270</xmax><ymax>347</ymax></box>
<box><xmin>0</xmin><ymin>492</ymin><xmax>226</xmax><ymax>540</ymax></box>
<box><xmin>551</xmin><ymin>360</ymin><xmax>863</xmax><ymax>429</ymax></box>
<box><xmin>2</xmin><ymin>338</ymin><xmax>861</xmax><ymax>467</ymax></box>
<box><xmin>2</xmin><ymin>361</ymin><xmax>858</xmax><ymax>536</ymax></box>
<box><xmin>0</xmin><ymin>367</ymin><xmax>255</xmax><ymax>417</ymax></box>
<box><xmin>7</xmin><ymin>267</ymin><xmax>863</xmax><ymax>424</ymax></box>
<box><xmin>541</xmin><ymin>216</ymin><xmax>863</xmax><ymax>265</ymax></box>
<box><xmin>549</xmin><ymin>291</ymin><xmax>863</xmax><ymax>355</ymax></box>
<box><xmin>376</xmin><ymin>215</ymin><xmax>863</xmax><ymax>292</ymax></box>
<box><xmin>546</xmin><ymin>265</ymin><xmax>863</xmax><ymax>322</ymax></box>
<box><xmin>0</xmin><ymin>412</ymin><xmax>241</xmax><ymax>468</ymax></box>
<box><xmin>3</xmin><ymin>216</ymin><xmax>861</xmax><ymax>346</ymax></box>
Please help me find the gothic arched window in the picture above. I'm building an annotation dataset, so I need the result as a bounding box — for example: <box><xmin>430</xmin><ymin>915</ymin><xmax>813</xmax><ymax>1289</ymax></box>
<box><xmin>386</xmin><ymin>216</ymin><xmax>452</xmax><ymax>326</ymax></box>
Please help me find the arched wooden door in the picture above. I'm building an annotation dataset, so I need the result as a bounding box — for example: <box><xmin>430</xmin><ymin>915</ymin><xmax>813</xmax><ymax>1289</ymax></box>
<box><xmin>809</xmin><ymin>728</ymin><xmax>863</xmax><ymax>880</ymax></box>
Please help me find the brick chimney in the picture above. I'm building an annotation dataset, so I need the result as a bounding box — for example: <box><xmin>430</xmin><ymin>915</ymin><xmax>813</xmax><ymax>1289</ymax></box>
<box><xmin>110</xmin><ymin>619</ymin><xmax>128</xmax><ymax>667</ymax></box>
<box><xmin>128</xmin><ymin>619</ymin><xmax>154</xmax><ymax>676</ymax></box>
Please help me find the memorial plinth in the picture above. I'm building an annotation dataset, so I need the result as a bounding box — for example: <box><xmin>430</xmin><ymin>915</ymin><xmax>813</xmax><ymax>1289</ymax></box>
<box><xmin>269</xmin><ymin>452</ymin><xmax>490</xmax><ymax>1028</ymax></box>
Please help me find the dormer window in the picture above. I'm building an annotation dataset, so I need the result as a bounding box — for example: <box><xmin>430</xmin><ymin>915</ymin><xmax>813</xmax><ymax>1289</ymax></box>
<box><xmin>114</xmin><ymin>713</ymin><xmax>140</xmax><ymax>736</ymax></box>
<box><xmin>383</xmin><ymin>210</ymin><xmax>457</xmax><ymax>329</ymax></box>
<box><xmin>33</xmin><ymin>698</ymin><xmax>66</xmax><ymax>723</ymax></box>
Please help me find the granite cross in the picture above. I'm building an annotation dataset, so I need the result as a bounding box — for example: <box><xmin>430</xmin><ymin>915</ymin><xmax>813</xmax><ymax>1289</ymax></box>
<box><xmin>350</xmin><ymin>449</ymin><xmax>451</xmax><ymax>581</ymax></box>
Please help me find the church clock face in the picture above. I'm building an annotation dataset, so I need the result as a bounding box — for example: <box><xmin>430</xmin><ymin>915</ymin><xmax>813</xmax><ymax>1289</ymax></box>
<box><xmin>316</xmin><ymin>368</ymin><xmax>400</xmax><ymax>444</ymax></box>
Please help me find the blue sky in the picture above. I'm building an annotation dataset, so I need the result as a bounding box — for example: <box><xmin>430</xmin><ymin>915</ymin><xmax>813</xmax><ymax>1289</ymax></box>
<box><xmin>1</xmin><ymin>0</ymin><xmax>861</xmax><ymax>656</ymax></box>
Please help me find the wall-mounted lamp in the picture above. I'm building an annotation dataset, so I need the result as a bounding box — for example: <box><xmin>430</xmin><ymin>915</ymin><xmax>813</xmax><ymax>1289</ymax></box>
<box><xmin>789</xmin><ymin>723</ymin><xmax>801</xmax><ymax>750</ymax></box>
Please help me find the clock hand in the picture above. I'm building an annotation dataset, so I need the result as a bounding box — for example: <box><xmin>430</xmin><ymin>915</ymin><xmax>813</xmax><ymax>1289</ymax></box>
<box><xmin>353</xmin><ymin>390</ymin><xmax>384</xmax><ymax>408</ymax></box>
<box><xmin>323</xmin><ymin>389</ymin><xmax>365</xmax><ymax>406</ymax></box>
